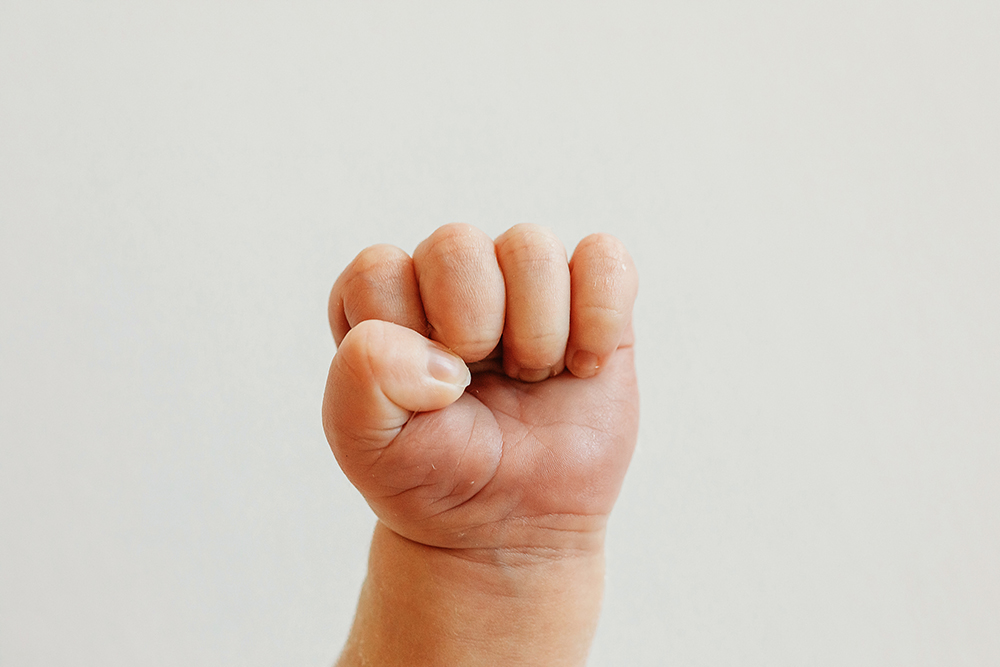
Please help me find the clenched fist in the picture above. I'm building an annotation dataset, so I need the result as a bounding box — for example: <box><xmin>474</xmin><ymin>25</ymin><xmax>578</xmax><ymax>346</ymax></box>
<box><xmin>323</xmin><ymin>223</ymin><xmax>638</xmax><ymax>666</ymax></box>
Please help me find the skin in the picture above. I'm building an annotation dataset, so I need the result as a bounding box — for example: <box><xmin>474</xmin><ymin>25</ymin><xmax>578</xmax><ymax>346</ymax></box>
<box><xmin>323</xmin><ymin>223</ymin><xmax>639</xmax><ymax>666</ymax></box>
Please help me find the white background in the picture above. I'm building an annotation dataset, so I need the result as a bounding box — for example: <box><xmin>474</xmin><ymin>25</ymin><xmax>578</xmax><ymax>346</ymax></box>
<box><xmin>2</xmin><ymin>2</ymin><xmax>998</xmax><ymax>665</ymax></box>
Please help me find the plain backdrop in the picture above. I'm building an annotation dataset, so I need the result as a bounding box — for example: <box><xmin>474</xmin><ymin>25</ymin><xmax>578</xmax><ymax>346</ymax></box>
<box><xmin>1</xmin><ymin>2</ymin><xmax>998</xmax><ymax>665</ymax></box>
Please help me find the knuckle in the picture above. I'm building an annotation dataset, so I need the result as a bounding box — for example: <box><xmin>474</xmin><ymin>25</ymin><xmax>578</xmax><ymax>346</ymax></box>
<box><xmin>351</xmin><ymin>244</ymin><xmax>411</xmax><ymax>281</ymax></box>
<box><xmin>502</xmin><ymin>248</ymin><xmax>566</xmax><ymax>277</ymax></box>
<box><xmin>497</xmin><ymin>224</ymin><xmax>565</xmax><ymax>258</ymax></box>
<box><xmin>342</xmin><ymin>246</ymin><xmax>418</xmax><ymax>319</ymax></box>
<box><xmin>574</xmin><ymin>233</ymin><xmax>632</xmax><ymax>271</ymax></box>
<box><xmin>572</xmin><ymin>235</ymin><xmax>638</xmax><ymax>302</ymax></box>
<box><xmin>419</xmin><ymin>224</ymin><xmax>491</xmax><ymax>267</ymax></box>
<box><xmin>436</xmin><ymin>222</ymin><xmax>481</xmax><ymax>239</ymax></box>
<box><xmin>496</xmin><ymin>228</ymin><xmax>568</xmax><ymax>287</ymax></box>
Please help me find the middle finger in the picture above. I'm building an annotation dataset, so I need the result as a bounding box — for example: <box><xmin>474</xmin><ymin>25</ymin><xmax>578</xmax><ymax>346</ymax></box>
<box><xmin>495</xmin><ymin>224</ymin><xmax>571</xmax><ymax>382</ymax></box>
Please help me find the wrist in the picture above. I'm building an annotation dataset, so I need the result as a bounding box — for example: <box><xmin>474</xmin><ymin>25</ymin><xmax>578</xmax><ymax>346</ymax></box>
<box><xmin>337</xmin><ymin>521</ymin><xmax>606</xmax><ymax>667</ymax></box>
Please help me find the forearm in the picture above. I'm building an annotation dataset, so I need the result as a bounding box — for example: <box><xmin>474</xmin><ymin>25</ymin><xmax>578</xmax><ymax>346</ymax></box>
<box><xmin>337</xmin><ymin>521</ymin><xmax>606</xmax><ymax>667</ymax></box>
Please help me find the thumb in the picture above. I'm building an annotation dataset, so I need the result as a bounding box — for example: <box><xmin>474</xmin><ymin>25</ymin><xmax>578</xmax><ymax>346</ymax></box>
<box><xmin>322</xmin><ymin>319</ymin><xmax>470</xmax><ymax>476</ymax></box>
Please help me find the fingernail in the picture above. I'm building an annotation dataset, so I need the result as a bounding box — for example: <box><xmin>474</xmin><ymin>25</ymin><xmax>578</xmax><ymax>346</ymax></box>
<box><xmin>517</xmin><ymin>367</ymin><xmax>551</xmax><ymax>383</ymax></box>
<box><xmin>571</xmin><ymin>350</ymin><xmax>600</xmax><ymax>378</ymax></box>
<box><xmin>428</xmin><ymin>343</ymin><xmax>471</xmax><ymax>387</ymax></box>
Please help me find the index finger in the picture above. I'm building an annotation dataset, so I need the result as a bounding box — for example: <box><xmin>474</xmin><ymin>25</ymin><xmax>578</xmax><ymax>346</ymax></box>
<box><xmin>328</xmin><ymin>244</ymin><xmax>428</xmax><ymax>346</ymax></box>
